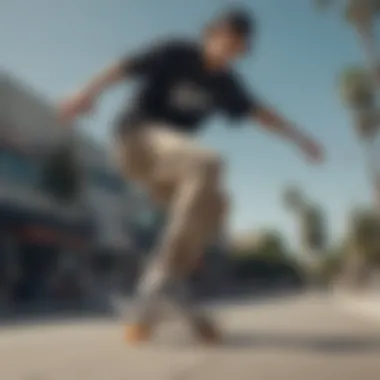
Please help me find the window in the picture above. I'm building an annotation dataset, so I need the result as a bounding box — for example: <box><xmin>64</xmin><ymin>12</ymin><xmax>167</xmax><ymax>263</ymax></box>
<box><xmin>90</xmin><ymin>169</ymin><xmax>126</xmax><ymax>194</ymax></box>
<box><xmin>0</xmin><ymin>149</ymin><xmax>40</xmax><ymax>186</ymax></box>
<box><xmin>137</xmin><ymin>209</ymin><xmax>157</xmax><ymax>229</ymax></box>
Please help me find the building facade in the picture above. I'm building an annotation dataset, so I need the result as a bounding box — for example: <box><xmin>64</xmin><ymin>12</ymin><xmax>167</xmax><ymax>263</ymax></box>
<box><xmin>0</xmin><ymin>72</ymin><xmax>140</xmax><ymax>309</ymax></box>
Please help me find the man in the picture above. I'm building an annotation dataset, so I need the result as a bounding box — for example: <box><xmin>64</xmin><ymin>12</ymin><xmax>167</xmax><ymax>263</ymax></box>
<box><xmin>59</xmin><ymin>8</ymin><xmax>323</xmax><ymax>344</ymax></box>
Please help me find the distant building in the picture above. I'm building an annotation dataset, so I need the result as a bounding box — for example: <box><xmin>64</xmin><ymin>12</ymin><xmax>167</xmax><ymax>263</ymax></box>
<box><xmin>0</xmin><ymin>71</ymin><xmax>139</xmax><ymax>306</ymax></box>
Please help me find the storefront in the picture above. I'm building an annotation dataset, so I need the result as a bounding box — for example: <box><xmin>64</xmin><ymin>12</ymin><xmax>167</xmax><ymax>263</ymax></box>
<box><xmin>0</xmin><ymin>202</ymin><xmax>92</xmax><ymax>307</ymax></box>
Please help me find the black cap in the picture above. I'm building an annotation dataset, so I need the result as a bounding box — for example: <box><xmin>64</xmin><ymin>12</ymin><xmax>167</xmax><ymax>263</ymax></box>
<box><xmin>214</xmin><ymin>8</ymin><xmax>255</xmax><ymax>41</ymax></box>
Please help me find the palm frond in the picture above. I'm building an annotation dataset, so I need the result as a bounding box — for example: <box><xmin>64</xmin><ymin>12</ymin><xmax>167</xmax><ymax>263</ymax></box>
<box><xmin>283</xmin><ymin>186</ymin><xmax>305</xmax><ymax>211</ymax></box>
<box><xmin>315</xmin><ymin>0</ymin><xmax>335</xmax><ymax>10</ymax></box>
<box><xmin>345</xmin><ymin>0</ymin><xmax>373</xmax><ymax>25</ymax></box>
<box><xmin>339</xmin><ymin>66</ymin><xmax>374</xmax><ymax>109</ymax></box>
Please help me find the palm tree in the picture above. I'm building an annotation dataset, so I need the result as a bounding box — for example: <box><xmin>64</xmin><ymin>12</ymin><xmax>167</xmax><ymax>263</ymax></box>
<box><xmin>283</xmin><ymin>186</ymin><xmax>306</xmax><ymax>212</ymax></box>
<box><xmin>351</xmin><ymin>208</ymin><xmax>380</xmax><ymax>263</ymax></box>
<box><xmin>316</xmin><ymin>0</ymin><xmax>380</xmax><ymax>81</ymax></box>
<box><xmin>283</xmin><ymin>187</ymin><xmax>327</xmax><ymax>257</ymax></box>
<box><xmin>340</xmin><ymin>208</ymin><xmax>380</xmax><ymax>289</ymax></box>
<box><xmin>316</xmin><ymin>0</ymin><xmax>380</xmax><ymax>207</ymax></box>
<box><xmin>339</xmin><ymin>66</ymin><xmax>380</xmax><ymax>204</ymax></box>
<box><xmin>340</xmin><ymin>66</ymin><xmax>378</xmax><ymax>137</ymax></box>
<box><xmin>283</xmin><ymin>188</ymin><xmax>307</xmax><ymax>246</ymax></box>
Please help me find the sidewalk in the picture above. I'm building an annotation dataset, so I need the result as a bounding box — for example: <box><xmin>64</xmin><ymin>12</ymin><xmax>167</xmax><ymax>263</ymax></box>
<box><xmin>333</xmin><ymin>289</ymin><xmax>380</xmax><ymax>323</ymax></box>
<box><xmin>1</xmin><ymin>292</ymin><xmax>379</xmax><ymax>380</ymax></box>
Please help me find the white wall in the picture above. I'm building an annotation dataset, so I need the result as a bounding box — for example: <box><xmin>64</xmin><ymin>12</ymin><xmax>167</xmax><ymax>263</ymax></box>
<box><xmin>0</xmin><ymin>74</ymin><xmax>10</xmax><ymax>126</ymax></box>
<box><xmin>0</xmin><ymin>72</ymin><xmax>68</xmax><ymax>151</ymax></box>
<box><xmin>0</xmin><ymin>71</ymin><xmax>137</xmax><ymax>252</ymax></box>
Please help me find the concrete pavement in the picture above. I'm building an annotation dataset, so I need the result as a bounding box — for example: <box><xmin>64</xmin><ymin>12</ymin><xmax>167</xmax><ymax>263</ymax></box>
<box><xmin>334</xmin><ymin>291</ymin><xmax>380</xmax><ymax>323</ymax></box>
<box><xmin>0</xmin><ymin>292</ymin><xmax>379</xmax><ymax>380</ymax></box>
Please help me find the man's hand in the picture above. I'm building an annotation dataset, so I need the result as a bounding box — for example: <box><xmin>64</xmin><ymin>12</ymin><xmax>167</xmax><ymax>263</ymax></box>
<box><xmin>296</xmin><ymin>135</ymin><xmax>324</xmax><ymax>164</ymax></box>
<box><xmin>57</xmin><ymin>91</ymin><xmax>96</xmax><ymax>125</ymax></box>
<box><xmin>253</xmin><ymin>107</ymin><xmax>324</xmax><ymax>164</ymax></box>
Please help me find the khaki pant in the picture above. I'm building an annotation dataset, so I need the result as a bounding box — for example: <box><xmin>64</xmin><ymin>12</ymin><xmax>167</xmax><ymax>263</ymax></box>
<box><xmin>116</xmin><ymin>123</ymin><xmax>228</xmax><ymax>328</ymax></box>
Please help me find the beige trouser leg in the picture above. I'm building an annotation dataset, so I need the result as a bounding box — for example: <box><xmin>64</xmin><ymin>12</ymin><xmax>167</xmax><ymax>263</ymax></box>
<box><xmin>116</xmin><ymin>123</ymin><xmax>228</xmax><ymax>328</ymax></box>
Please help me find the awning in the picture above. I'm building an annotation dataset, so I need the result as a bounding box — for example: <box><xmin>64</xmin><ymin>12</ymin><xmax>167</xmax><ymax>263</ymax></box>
<box><xmin>0</xmin><ymin>201</ymin><xmax>93</xmax><ymax>247</ymax></box>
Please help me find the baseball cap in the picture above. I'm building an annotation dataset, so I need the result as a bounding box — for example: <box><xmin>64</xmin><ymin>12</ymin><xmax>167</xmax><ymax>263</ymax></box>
<box><xmin>213</xmin><ymin>8</ymin><xmax>255</xmax><ymax>43</ymax></box>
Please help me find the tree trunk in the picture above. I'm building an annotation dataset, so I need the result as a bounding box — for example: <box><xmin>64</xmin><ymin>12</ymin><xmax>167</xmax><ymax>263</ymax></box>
<box><xmin>356</xmin><ymin>23</ymin><xmax>378</xmax><ymax>80</ymax></box>
<box><xmin>365</xmin><ymin>139</ymin><xmax>380</xmax><ymax>209</ymax></box>
<box><xmin>356</xmin><ymin>24</ymin><xmax>380</xmax><ymax>209</ymax></box>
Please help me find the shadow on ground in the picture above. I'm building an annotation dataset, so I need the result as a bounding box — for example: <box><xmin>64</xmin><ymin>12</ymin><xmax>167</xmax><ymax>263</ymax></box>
<box><xmin>218</xmin><ymin>331</ymin><xmax>380</xmax><ymax>354</ymax></box>
<box><xmin>151</xmin><ymin>331</ymin><xmax>380</xmax><ymax>355</ymax></box>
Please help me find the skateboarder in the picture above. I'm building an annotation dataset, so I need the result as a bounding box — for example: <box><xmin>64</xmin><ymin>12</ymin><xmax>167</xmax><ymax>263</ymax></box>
<box><xmin>58</xmin><ymin>8</ymin><xmax>323</xmax><ymax>344</ymax></box>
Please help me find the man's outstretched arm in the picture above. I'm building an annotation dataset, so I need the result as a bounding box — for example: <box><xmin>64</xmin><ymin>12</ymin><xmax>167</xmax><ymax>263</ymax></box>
<box><xmin>82</xmin><ymin>62</ymin><xmax>126</xmax><ymax>98</ymax></box>
<box><xmin>58</xmin><ymin>40</ymin><xmax>172</xmax><ymax>124</ymax></box>
<box><xmin>221</xmin><ymin>75</ymin><xmax>324</xmax><ymax>163</ymax></box>
<box><xmin>58</xmin><ymin>60</ymin><xmax>129</xmax><ymax>124</ymax></box>
<box><xmin>252</xmin><ymin>105</ymin><xmax>323</xmax><ymax>163</ymax></box>
<box><xmin>72</xmin><ymin>43</ymin><xmax>167</xmax><ymax>102</ymax></box>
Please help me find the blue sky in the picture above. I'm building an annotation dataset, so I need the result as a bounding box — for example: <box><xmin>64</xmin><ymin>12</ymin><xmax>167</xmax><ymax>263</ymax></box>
<box><xmin>0</xmin><ymin>0</ymin><xmax>373</xmax><ymax>245</ymax></box>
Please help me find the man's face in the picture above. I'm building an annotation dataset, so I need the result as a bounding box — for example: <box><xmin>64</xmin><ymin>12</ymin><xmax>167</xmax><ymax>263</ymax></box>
<box><xmin>204</xmin><ymin>23</ymin><xmax>247</xmax><ymax>65</ymax></box>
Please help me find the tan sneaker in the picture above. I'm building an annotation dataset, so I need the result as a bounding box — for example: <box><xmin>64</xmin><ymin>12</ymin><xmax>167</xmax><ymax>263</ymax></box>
<box><xmin>124</xmin><ymin>324</ymin><xmax>152</xmax><ymax>344</ymax></box>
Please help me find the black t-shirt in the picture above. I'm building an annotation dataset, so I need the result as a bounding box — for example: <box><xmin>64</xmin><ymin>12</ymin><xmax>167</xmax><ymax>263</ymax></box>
<box><xmin>117</xmin><ymin>39</ymin><xmax>259</xmax><ymax>134</ymax></box>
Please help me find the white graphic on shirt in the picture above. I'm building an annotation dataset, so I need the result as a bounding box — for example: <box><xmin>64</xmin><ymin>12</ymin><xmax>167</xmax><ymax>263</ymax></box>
<box><xmin>169</xmin><ymin>82</ymin><xmax>212</xmax><ymax>113</ymax></box>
